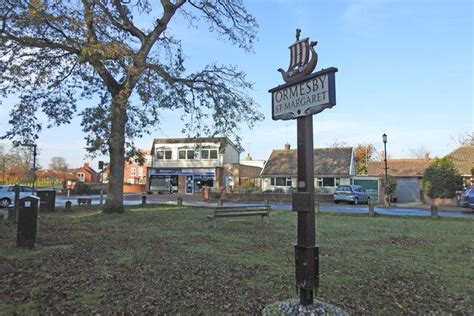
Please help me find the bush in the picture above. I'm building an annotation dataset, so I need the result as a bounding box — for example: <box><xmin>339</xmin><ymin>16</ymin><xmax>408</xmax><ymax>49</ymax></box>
<box><xmin>423</xmin><ymin>157</ymin><xmax>463</xmax><ymax>198</ymax></box>
<box><xmin>71</xmin><ymin>182</ymin><xmax>105</xmax><ymax>195</ymax></box>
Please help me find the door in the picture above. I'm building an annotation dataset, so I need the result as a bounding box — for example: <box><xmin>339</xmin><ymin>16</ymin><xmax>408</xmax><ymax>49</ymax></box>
<box><xmin>395</xmin><ymin>178</ymin><xmax>421</xmax><ymax>203</ymax></box>
<box><xmin>185</xmin><ymin>175</ymin><xmax>194</xmax><ymax>194</ymax></box>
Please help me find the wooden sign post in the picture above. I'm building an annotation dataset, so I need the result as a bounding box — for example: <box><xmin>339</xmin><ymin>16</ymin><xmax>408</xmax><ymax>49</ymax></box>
<box><xmin>269</xmin><ymin>29</ymin><xmax>338</xmax><ymax>306</ymax></box>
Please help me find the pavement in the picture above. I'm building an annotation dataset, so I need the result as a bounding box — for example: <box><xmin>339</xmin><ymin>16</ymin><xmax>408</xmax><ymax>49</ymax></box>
<box><xmin>2</xmin><ymin>193</ymin><xmax>473</xmax><ymax>219</ymax></box>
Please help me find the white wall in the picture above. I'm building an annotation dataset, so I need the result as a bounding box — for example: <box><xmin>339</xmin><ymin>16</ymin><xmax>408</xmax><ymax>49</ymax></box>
<box><xmin>152</xmin><ymin>141</ymin><xmax>225</xmax><ymax>168</ymax></box>
<box><xmin>223</xmin><ymin>143</ymin><xmax>239</xmax><ymax>164</ymax></box>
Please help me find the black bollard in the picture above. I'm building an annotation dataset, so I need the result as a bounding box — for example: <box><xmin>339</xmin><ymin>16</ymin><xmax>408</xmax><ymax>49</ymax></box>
<box><xmin>17</xmin><ymin>196</ymin><xmax>40</xmax><ymax>249</ymax></box>
<box><xmin>65</xmin><ymin>201</ymin><xmax>72</xmax><ymax>211</ymax></box>
<box><xmin>177</xmin><ymin>197</ymin><xmax>183</xmax><ymax>206</ymax></box>
<box><xmin>431</xmin><ymin>204</ymin><xmax>439</xmax><ymax>218</ymax></box>
<box><xmin>141</xmin><ymin>194</ymin><xmax>147</xmax><ymax>205</ymax></box>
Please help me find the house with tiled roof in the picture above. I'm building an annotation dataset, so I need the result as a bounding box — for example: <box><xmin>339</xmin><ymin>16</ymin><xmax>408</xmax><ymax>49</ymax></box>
<box><xmin>72</xmin><ymin>162</ymin><xmax>100</xmax><ymax>183</ymax></box>
<box><xmin>260</xmin><ymin>144</ymin><xmax>355</xmax><ymax>192</ymax></box>
<box><xmin>446</xmin><ymin>146</ymin><xmax>474</xmax><ymax>187</ymax></box>
<box><xmin>367</xmin><ymin>158</ymin><xmax>432</xmax><ymax>203</ymax></box>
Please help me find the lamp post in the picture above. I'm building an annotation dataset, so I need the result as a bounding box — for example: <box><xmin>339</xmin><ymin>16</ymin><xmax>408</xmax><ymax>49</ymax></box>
<box><xmin>382</xmin><ymin>134</ymin><xmax>388</xmax><ymax>205</ymax></box>
<box><xmin>22</xmin><ymin>143</ymin><xmax>37</xmax><ymax>190</ymax></box>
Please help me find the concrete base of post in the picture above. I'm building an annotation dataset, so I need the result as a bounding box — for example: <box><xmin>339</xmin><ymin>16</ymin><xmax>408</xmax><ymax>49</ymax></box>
<box><xmin>368</xmin><ymin>203</ymin><xmax>375</xmax><ymax>216</ymax></box>
<box><xmin>176</xmin><ymin>197</ymin><xmax>183</xmax><ymax>206</ymax></box>
<box><xmin>431</xmin><ymin>204</ymin><xmax>439</xmax><ymax>218</ymax></box>
<box><xmin>315</xmin><ymin>202</ymin><xmax>320</xmax><ymax>214</ymax></box>
<box><xmin>263</xmin><ymin>299</ymin><xmax>348</xmax><ymax>316</ymax></box>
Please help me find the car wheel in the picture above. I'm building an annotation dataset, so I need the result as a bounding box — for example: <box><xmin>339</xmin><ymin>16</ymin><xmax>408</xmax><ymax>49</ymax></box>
<box><xmin>334</xmin><ymin>201</ymin><xmax>339</xmax><ymax>204</ymax></box>
<box><xmin>0</xmin><ymin>198</ymin><xmax>11</xmax><ymax>208</ymax></box>
<box><xmin>353</xmin><ymin>197</ymin><xmax>358</xmax><ymax>205</ymax></box>
<box><xmin>367</xmin><ymin>197</ymin><xmax>371</xmax><ymax>204</ymax></box>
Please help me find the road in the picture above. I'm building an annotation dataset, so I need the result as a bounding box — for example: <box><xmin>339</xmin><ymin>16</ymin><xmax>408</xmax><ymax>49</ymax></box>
<box><xmin>53</xmin><ymin>193</ymin><xmax>474</xmax><ymax>219</ymax></box>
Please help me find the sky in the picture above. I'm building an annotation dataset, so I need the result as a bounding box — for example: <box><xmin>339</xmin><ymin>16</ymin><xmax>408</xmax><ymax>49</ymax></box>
<box><xmin>0</xmin><ymin>0</ymin><xmax>472</xmax><ymax>169</ymax></box>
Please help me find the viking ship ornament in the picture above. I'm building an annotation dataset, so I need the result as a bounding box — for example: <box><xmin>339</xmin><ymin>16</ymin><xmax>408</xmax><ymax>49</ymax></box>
<box><xmin>278</xmin><ymin>29</ymin><xmax>318</xmax><ymax>83</ymax></box>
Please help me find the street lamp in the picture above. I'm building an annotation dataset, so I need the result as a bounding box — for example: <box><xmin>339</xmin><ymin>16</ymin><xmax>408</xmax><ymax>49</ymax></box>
<box><xmin>382</xmin><ymin>134</ymin><xmax>388</xmax><ymax>203</ymax></box>
<box><xmin>22</xmin><ymin>143</ymin><xmax>37</xmax><ymax>190</ymax></box>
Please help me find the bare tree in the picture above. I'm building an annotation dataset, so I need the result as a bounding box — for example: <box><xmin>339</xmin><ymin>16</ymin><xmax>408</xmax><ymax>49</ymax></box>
<box><xmin>408</xmin><ymin>146</ymin><xmax>431</xmax><ymax>159</ymax></box>
<box><xmin>451</xmin><ymin>132</ymin><xmax>474</xmax><ymax>147</ymax></box>
<box><xmin>1</xmin><ymin>0</ymin><xmax>263</xmax><ymax>213</ymax></box>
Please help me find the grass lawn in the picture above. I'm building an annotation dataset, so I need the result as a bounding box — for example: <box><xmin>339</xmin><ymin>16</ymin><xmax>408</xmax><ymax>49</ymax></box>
<box><xmin>0</xmin><ymin>205</ymin><xmax>473</xmax><ymax>314</ymax></box>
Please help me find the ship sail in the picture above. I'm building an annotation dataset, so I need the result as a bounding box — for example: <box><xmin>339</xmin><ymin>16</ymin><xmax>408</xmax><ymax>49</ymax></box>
<box><xmin>288</xmin><ymin>38</ymin><xmax>311</xmax><ymax>71</ymax></box>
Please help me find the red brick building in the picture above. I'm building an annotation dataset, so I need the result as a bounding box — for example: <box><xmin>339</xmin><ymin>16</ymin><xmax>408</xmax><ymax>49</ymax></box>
<box><xmin>72</xmin><ymin>163</ymin><xmax>100</xmax><ymax>183</ymax></box>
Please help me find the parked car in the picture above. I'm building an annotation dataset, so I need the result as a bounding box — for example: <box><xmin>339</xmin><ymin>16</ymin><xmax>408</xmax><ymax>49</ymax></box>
<box><xmin>0</xmin><ymin>185</ymin><xmax>36</xmax><ymax>208</ymax></box>
<box><xmin>333</xmin><ymin>185</ymin><xmax>370</xmax><ymax>205</ymax></box>
<box><xmin>459</xmin><ymin>188</ymin><xmax>474</xmax><ymax>208</ymax></box>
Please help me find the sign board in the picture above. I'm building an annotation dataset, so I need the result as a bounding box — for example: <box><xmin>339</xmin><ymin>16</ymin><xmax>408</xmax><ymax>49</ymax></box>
<box><xmin>269</xmin><ymin>67</ymin><xmax>337</xmax><ymax>120</ymax></box>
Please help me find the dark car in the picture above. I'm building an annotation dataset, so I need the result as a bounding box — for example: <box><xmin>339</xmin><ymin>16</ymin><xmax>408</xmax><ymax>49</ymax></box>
<box><xmin>460</xmin><ymin>188</ymin><xmax>474</xmax><ymax>208</ymax></box>
<box><xmin>333</xmin><ymin>185</ymin><xmax>370</xmax><ymax>205</ymax></box>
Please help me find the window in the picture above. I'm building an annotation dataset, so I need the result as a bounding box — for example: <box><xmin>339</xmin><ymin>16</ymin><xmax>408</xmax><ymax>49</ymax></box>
<box><xmin>186</xmin><ymin>150</ymin><xmax>195</xmax><ymax>159</ymax></box>
<box><xmin>322</xmin><ymin>177</ymin><xmax>335</xmax><ymax>187</ymax></box>
<box><xmin>179</xmin><ymin>150</ymin><xmax>186</xmax><ymax>159</ymax></box>
<box><xmin>156</xmin><ymin>150</ymin><xmax>172</xmax><ymax>160</ymax></box>
<box><xmin>271</xmin><ymin>177</ymin><xmax>292</xmax><ymax>187</ymax></box>
<box><xmin>335</xmin><ymin>178</ymin><xmax>340</xmax><ymax>186</ymax></box>
<box><xmin>77</xmin><ymin>173</ymin><xmax>85</xmax><ymax>182</ymax></box>
<box><xmin>200</xmin><ymin>149</ymin><xmax>218</xmax><ymax>160</ymax></box>
<box><xmin>316</xmin><ymin>178</ymin><xmax>322</xmax><ymax>187</ymax></box>
<box><xmin>138</xmin><ymin>168</ymin><xmax>143</xmax><ymax>177</ymax></box>
<box><xmin>130</xmin><ymin>168</ymin><xmax>136</xmax><ymax>176</ymax></box>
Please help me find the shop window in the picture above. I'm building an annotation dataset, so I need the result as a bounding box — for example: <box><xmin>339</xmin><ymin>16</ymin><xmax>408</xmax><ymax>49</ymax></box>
<box><xmin>335</xmin><ymin>177</ymin><xmax>340</xmax><ymax>186</ymax></box>
<box><xmin>178</xmin><ymin>150</ymin><xmax>186</xmax><ymax>159</ymax></box>
<box><xmin>271</xmin><ymin>178</ymin><xmax>275</xmax><ymax>185</ymax></box>
<box><xmin>210</xmin><ymin>150</ymin><xmax>218</xmax><ymax>159</ymax></box>
<box><xmin>322</xmin><ymin>177</ymin><xmax>335</xmax><ymax>187</ymax></box>
<box><xmin>286</xmin><ymin>177</ymin><xmax>292</xmax><ymax>186</ymax></box>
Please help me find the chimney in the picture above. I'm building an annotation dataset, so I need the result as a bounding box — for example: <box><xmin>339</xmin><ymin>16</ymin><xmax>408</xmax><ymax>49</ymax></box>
<box><xmin>284</xmin><ymin>143</ymin><xmax>291</xmax><ymax>150</ymax></box>
<box><xmin>84</xmin><ymin>162</ymin><xmax>89</xmax><ymax>168</ymax></box>
<box><xmin>246</xmin><ymin>153</ymin><xmax>253</xmax><ymax>160</ymax></box>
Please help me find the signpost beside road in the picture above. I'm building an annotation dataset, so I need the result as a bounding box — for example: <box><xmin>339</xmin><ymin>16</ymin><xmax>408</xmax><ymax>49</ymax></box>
<box><xmin>266</xmin><ymin>29</ymin><xmax>342</xmax><ymax>312</ymax></box>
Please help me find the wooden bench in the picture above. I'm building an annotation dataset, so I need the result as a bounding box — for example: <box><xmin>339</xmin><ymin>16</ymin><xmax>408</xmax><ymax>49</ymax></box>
<box><xmin>77</xmin><ymin>198</ymin><xmax>92</xmax><ymax>205</ymax></box>
<box><xmin>208</xmin><ymin>204</ymin><xmax>271</xmax><ymax>228</ymax></box>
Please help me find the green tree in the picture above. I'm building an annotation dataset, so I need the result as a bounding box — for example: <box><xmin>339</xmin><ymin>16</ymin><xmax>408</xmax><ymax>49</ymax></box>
<box><xmin>1</xmin><ymin>0</ymin><xmax>262</xmax><ymax>213</ymax></box>
<box><xmin>423</xmin><ymin>157</ymin><xmax>462</xmax><ymax>199</ymax></box>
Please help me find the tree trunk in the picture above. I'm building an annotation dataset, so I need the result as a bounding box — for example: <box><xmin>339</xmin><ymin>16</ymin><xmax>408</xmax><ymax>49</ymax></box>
<box><xmin>103</xmin><ymin>97</ymin><xmax>127</xmax><ymax>213</ymax></box>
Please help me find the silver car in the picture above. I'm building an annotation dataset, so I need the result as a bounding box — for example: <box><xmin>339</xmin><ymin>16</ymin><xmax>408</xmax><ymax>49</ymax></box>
<box><xmin>333</xmin><ymin>185</ymin><xmax>370</xmax><ymax>205</ymax></box>
<box><xmin>0</xmin><ymin>185</ymin><xmax>36</xmax><ymax>208</ymax></box>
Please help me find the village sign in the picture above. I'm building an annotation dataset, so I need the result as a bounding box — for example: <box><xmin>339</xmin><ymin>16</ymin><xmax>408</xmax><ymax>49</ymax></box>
<box><xmin>269</xmin><ymin>30</ymin><xmax>337</xmax><ymax>120</ymax></box>
<box><xmin>269</xmin><ymin>29</ymin><xmax>338</xmax><ymax>306</ymax></box>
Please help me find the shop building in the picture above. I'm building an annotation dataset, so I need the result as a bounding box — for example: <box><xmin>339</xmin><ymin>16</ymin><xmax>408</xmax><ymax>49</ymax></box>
<box><xmin>148</xmin><ymin>137</ymin><xmax>240</xmax><ymax>194</ymax></box>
